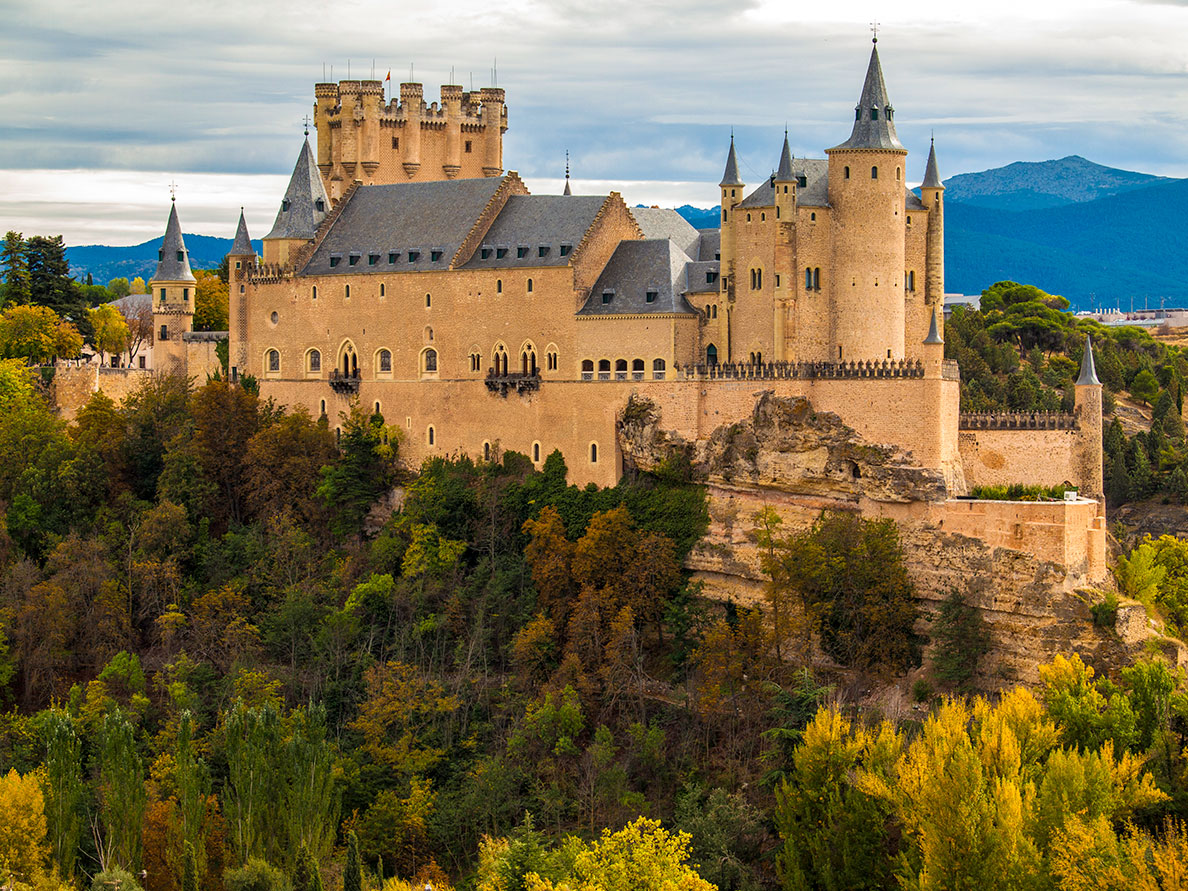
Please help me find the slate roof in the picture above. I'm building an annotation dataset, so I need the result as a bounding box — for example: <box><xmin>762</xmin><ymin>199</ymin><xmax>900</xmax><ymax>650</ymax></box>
<box><xmin>265</xmin><ymin>138</ymin><xmax>331</xmax><ymax>241</ymax></box>
<box><xmin>152</xmin><ymin>202</ymin><xmax>195</xmax><ymax>283</ymax></box>
<box><xmin>831</xmin><ymin>43</ymin><xmax>906</xmax><ymax>152</ymax></box>
<box><xmin>720</xmin><ymin>138</ymin><xmax>743</xmax><ymax>187</ymax></box>
<box><xmin>776</xmin><ymin>134</ymin><xmax>794</xmax><ymax>180</ymax></box>
<box><xmin>463</xmin><ymin>194</ymin><xmax>606</xmax><ymax>269</ymax></box>
<box><xmin>302</xmin><ymin>177</ymin><xmax>503</xmax><ymax>275</ymax></box>
<box><xmin>578</xmin><ymin>239</ymin><xmax>697</xmax><ymax>316</ymax></box>
<box><xmin>109</xmin><ymin>293</ymin><xmax>152</xmax><ymax>314</ymax></box>
<box><xmin>696</xmin><ymin>230</ymin><xmax>720</xmax><ymax>261</ymax></box>
<box><xmin>924</xmin><ymin>308</ymin><xmax>943</xmax><ymax>344</ymax></box>
<box><xmin>1077</xmin><ymin>335</ymin><xmax>1101</xmax><ymax>386</ymax></box>
<box><xmin>685</xmin><ymin>260</ymin><xmax>721</xmax><ymax>294</ymax></box>
<box><xmin>922</xmin><ymin>139</ymin><xmax>944</xmax><ymax>189</ymax></box>
<box><xmin>906</xmin><ymin>191</ymin><xmax>927</xmax><ymax>210</ymax></box>
<box><xmin>230</xmin><ymin>209</ymin><xmax>254</xmax><ymax>255</ymax></box>
<box><xmin>629</xmin><ymin>207</ymin><xmax>700</xmax><ymax>258</ymax></box>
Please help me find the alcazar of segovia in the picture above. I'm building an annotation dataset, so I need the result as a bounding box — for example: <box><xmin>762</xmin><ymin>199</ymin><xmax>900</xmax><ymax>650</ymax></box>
<box><xmin>129</xmin><ymin>41</ymin><xmax>1108</xmax><ymax>587</ymax></box>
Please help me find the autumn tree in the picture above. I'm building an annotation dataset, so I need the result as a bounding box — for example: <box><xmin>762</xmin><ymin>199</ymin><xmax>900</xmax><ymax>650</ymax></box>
<box><xmin>89</xmin><ymin>303</ymin><xmax>130</xmax><ymax>360</ymax></box>
<box><xmin>190</xmin><ymin>378</ymin><xmax>260</xmax><ymax>528</ymax></box>
<box><xmin>0</xmin><ymin>304</ymin><xmax>83</xmax><ymax>364</ymax></box>
<box><xmin>0</xmin><ymin>767</ymin><xmax>50</xmax><ymax>885</ymax></box>
<box><xmin>317</xmin><ymin>405</ymin><xmax>399</xmax><ymax>537</ymax></box>
<box><xmin>243</xmin><ymin>407</ymin><xmax>336</xmax><ymax>527</ymax></box>
<box><xmin>193</xmin><ymin>269</ymin><xmax>229</xmax><ymax>331</ymax></box>
<box><xmin>350</xmin><ymin>661</ymin><xmax>460</xmax><ymax>776</ymax></box>
<box><xmin>523</xmin><ymin>507</ymin><xmax>577</xmax><ymax>626</ymax></box>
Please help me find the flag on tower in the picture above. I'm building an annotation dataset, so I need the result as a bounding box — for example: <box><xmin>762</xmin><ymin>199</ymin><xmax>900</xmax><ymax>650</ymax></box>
<box><xmin>385</xmin><ymin>70</ymin><xmax>391</xmax><ymax>82</ymax></box>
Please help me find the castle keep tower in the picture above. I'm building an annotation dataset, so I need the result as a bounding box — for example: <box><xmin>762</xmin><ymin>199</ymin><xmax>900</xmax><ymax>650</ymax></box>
<box><xmin>314</xmin><ymin>80</ymin><xmax>508</xmax><ymax>201</ymax></box>
<box><xmin>826</xmin><ymin>39</ymin><xmax>908</xmax><ymax>362</ymax></box>
<box><xmin>149</xmin><ymin>200</ymin><xmax>196</xmax><ymax>372</ymax></box>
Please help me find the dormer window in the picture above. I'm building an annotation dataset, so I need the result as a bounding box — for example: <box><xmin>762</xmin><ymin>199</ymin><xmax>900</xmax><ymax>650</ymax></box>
<box><xmin>871</xmin><ymin>107</ymin><xmax>878</xmax><ymax>120</ymax></box>
<box><xmin>560</xmin><ymin>244</ymin><xmax>572</xmax><ymax>256</ymax></box>
<box><xmin>348</xmin><ymin>253</ymin><xmax>360</xmax><ymax>266</ymax></box>
<box><xmin>176</xmin><ymin>250</ymin><xmax>184</xmax><ymax>261</ymax></box>
<box><xmin>430</xmin><ymin>250</ymin><xmax>442</xmax><ymax>262</ymax></box>
<box><xmin>158</xmin><ymin>250</ymin><xmax>163</xmax><ymax>260</ymax></box>
<box><xmin>408</xmin><ymin>251</ymin><xmax>420</xmax><ymax>262</ymax></box>
<box><xmin>645</xmin><ymin>290</ymin><xmax>657</xmax><ymax>304</ymax></box>
<box><xmin>368</xmin><ymin>254</ymin><xmax>378</xmax><ymax>266</ymax></box>
<box><xmin>329</xmin><ymin>255</ymin><xmax>341</xmax><ymax>267</ymax></box>
<box><xmin>481</xmin><ymin>247</ymin><xmax>492</xmax><ymax>260</ymax></box>
<box><xmin>315</xmin><ymin>199</ymin><xmax>325</xmax><ymax>212</ymax></box>
<box><xmin>797</xmin><ymin>175</ymin><xmax>807</xmax><ymax>187</ymax></box>
<box><xmin>855</xmin><ymin>108</ymin><xmax>861</xmax><ymax>121</ymax></box>
<box><xmin>539</xmin><ymin>245</ymin><xmax>550</xmax><ymax>258</ymax></box>
<box><xmin>887</xmin><ymin>107</ymin><xmax>893</xmax><ymax>120</ymax></box>
<box><xmin>282</xmin><ymin>199</ymin><xmax>290</xmax><ymax>211</ymax></box>
<box><xmin>601</xmin><ymin>290</ymin><xmax>613</xmax><ymax>304</ymax></box>
<box><xmin>496</xmin><ymin>247</ymin><xmax>508</xmax><ymax>259</ymax></box>
<box><xmin>389</xmin><ymin>252</ymin><xmax>398</xmax><ymax>263</ymax></box>
<box><xmin>517</xmin><ymin>246</ymin><xmax>529</xmax><ymax>258</ymax></box>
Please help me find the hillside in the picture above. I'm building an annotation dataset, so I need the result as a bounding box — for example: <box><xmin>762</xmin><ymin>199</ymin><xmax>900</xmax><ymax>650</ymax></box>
<box><xmin>65</xmin><ymin>234</ymin><xmax>261</xmax><ymax>284</ymax></box>
<box><xmin>942</xmin><ymin>154</ymin><xmax>1171</xmax><ymax>210</ymax></box>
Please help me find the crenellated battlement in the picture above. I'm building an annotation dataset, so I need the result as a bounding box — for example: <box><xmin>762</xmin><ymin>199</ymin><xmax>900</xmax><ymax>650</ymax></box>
<box><xmin>960</xmin><ymin>411</ymin><xmax>1079</xmax><ymax>431</ymax></box>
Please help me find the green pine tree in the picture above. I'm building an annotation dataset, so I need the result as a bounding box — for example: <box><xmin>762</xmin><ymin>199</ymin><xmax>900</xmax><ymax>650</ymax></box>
<box><xmin>182</xmin><ymin>842</ymin><xmax>198</xmax><ymax>891</ymax></box>
<box><xmin>930</xmin><ymin>590</ymin><xmax>992</xmax><ymax>691</ymax></box>
<box><xmin>344</xmin><ymin>832</ymin><xmax>362</xmax><ymax>891</ymax></box>
<box><xmin>1</xmin><ymin>231</ymin><xmax>29</xmax><ymax>304</ymax></box>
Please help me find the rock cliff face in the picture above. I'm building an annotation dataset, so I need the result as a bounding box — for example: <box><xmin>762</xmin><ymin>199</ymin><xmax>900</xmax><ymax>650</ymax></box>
<box><xmin>619</xmin><ymin>392</ymin><xmax>1173</xmax><ymax>686</ymax></box>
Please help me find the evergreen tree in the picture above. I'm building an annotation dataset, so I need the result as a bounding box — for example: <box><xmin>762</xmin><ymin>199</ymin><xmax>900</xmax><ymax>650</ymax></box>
<box><xmin>2</xmin><ymin>231</ymin><xmax>30</xmax><ymax>304</ymax></box>
<box><xmin>344</xmin><ymin>831</ymin><xmax>362</xmax><ymax>891</ymax></box>
<box><xmin>182</xmin><ymin>841</ymin><xmax>198</xmax><ymax>891</ymax></box>
<box><xmin>930</xmin><ymin>590</ymin><xmax>992</xmax><ymax>691</ymax></box>
<box><xmin>25</xmin><ymin>235</ymin><xmax>90</xmax><ymax>337</ymax></box>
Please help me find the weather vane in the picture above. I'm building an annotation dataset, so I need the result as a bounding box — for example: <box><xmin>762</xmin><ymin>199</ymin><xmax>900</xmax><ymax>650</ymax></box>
<box><xmin>303</xmin><ymin>115</ymin><xmax>311</xmax><ymax>136</ymax></box>
<box><xmin>871</xmin><ymin>21</ymin><xmax>880</xmax><ymax>43</ymax></box>
<box><xmin>168</xmin><ymin>180</ymin><xmax>178</xmax><ymax>202</ymax></box>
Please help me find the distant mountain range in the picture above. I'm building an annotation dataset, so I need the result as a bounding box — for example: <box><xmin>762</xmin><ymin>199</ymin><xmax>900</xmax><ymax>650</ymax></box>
<box><xmin>64</xmin><ymin>157</ymin><xmax>1185</xmax><ymax>311</ymax></box>
<box><xmin>66</xmin><ymin>235</ymin><xmax>262</xmax><ymax>285</ymax></box>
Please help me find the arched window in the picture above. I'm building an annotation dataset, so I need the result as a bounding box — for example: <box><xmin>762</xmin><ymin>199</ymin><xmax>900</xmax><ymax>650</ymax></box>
<box><xmin>871</xmin><ymin>166</ymin><xmax>878</xmax><ymax>179</ymax></box>
<box><xmin>345</xmin><ymin>284</ymin><xmax>351</xmax><ymax>299</ymax></box>
<box><xmin>590</xmin><ymin>443</ymin><xmax>598</xmax><ymax>463</ymax></box>
<box><xmin>755</xmin><ymin>269</ymin><xmax>762</xmax><ymax>290</ymax></box>
<box><xmin>425</xmin><ymin>326</ymin><xmax>434</xmax><ymax>341</ymax></box>
<box><xmin>533</xmin><ymin>442</ymin><xmax>541</xmax><ymax>463</ymax></box>
<box><xmin>494</xmin><ymin>344</ymin><xmax>509</xmax><ymax>376</ymax></box>
<box><xmin>496</xmin><ymin>279</ymin><xmax>503</xmax><ymax>294</ymax></box>
<box><xmin>423</xmin><ymin>349</ymin><xmax>438</xmax><ymax>373</ymax></box>
<box><xmin>427</xmin><ymin>426</ymin><xmax>435</xmax><ymax>446</ymax></box>
<box><xmin>631</xmin><ymin>358</ymin><xmax>645</xmax><ymax>380</ymax></box>
<box><xmin>379</xmin><ymin>349</ymin><xmax>392</xmax><ymax>372</ymax></box>
<box><xmin>483</xmin><ymin>441</ymin><xmax>491</xmax><ymax>461</ymax></box>
<box><xmin>308</xmin><ymin>349</ymin><xmax>321</xmax><ymax>372</ymax></box>
<box><xmin>653</xmin><ymin>358</ymin><xmax>666</xmax><ymax>380</ymax></box>
<box><xmin>339</xmin><ymin>343</ymin><xmax>358</xmax><ymax>376</ymax></box>
<box><xmin>805</xmin><ymin>267</ymin><xmax>813</xmax><ymax>290</ymax></box>
<box><xmin>896</xmin><ymin>167</ymin><xmax>901</xmax><ymax>181</ymax></box>
<box><xmin>811</xmin><ymin>212</ymin><xmax>816</xmax><ymax>221</ymax></box>
<box><xmin>598</xmin><ymin>359</ymin><xmax>611</xmax><ymax>380</ymax></box>
<box><xmin>374</xmin><ymin>401</ymin><xmax>381</xmax><ymax>415</ymax></box>
<box><xmin>582</xmin><ymin>359</ymin><xmax>594</xmax><ymax>380</ymax></box>
<box><xmin>380</xmin><ymin>284</ymin><xmax>385</xmax><ymax>297</ymax></box>
<box><xmin>813</xmin><ymin>268</ymin><xmax>821</xmax><ymax>290</ymax></box>
<box><xmin>312</xmin><ymin>286</ymin><xmax>317</xmax><ymax>300</ymax></box>
<box><xmin>527</xmin><ymin>278</ymin><xmax>533</xmax><ymax>293</ymax></box>
<box><xmin>711</xmin><ymin>305</ymin><xmax>718</xmax><ymax>319</ymax></box>
<box><xmin>267</xmin><ymin>349</ymin><xmax>280</xmax><ymax>372</ymax></box>
<box><xmin>706</xmin><ymin>344</ymin><xmax>718</xmax><ymax>366</ymax></box>
<box><xmin>705</xmin><ymin>304</ymin><xmax>711</xmax><ymax>316</ymax></box>
<box><xmin>615</xmin><ymin>359</ymin><xmax>628</xmax><ymax>380</ymax></box>
<box><xmin>319</xmin><ymin>399</ymin><xmax>326</xmax><ymax>415</ymax></box>
<box><xmin>844</xmin><ymin>166</ymin><xmax>850</xmax><ymax>179</ymax></box>
<box><xmin>521</xmin><ymin>349</ymin><xmax>537</xmax><ymax>375</ymax></box>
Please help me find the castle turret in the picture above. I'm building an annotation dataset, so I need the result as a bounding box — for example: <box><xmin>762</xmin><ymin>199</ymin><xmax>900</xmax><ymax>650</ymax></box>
<box><xmin>314</xmin><ymin>82</ymin><xmax>338</xmax><ymax>182</ymax></box>
<box><xmin>773</xmin><ymin>131</ymin><xmax>796</xmax><ymax>220</ymax></box>
<box><xmin>262</xmin><ymin>138</ymin><xmax>330</xmax><ymax>266</ymax></box>
<box><xmin>826</xmin><ymin>39</ymin><xmax>908</xmax><ymax>362</ymax></box>
<box><xmin>400</xmin><ymin>82</ymin><xmax>423</xmax><ymax>178</ymax></box>
<box><xmin>227</xmin><ymin>209</ymin><xmax>254</xmax><ymax>377</ymax></box>
<box><xmin>1074</xmin><ymin>335</ymin><xmax>1104</xmax><ymax>502</ymax></box>
<box><xmin>480</xmin><ymin>87</ymin><xmax>506</xmax><ymax>177</ymax></box>
<box><xmin>773</xmin><ymin>133</ymin><xmax>796</xmax><ymax>360</ymax></box>
<box><xmin>442</xmin><ymin>84</ymin><xmax>464</xmax><ymax>178</ymax></box>
<box><xmin>719</xmin><ymin>137</ymin><xmax>743</xmax><ymax>361</ymax></box>
<box><xmin>921</xmin><ymin>137</ymin><xmax>945</xmax><ymax>308</ymax></box>
<box><xmin>149</xmin><ymin>199</ymin><xmax>196</xmax><ymax>371</ymax></box>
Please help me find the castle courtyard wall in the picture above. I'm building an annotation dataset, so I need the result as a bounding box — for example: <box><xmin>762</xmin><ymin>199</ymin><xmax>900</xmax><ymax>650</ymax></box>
<box><xmin>960</xmin><ymin>428</ymin><xmax>1083</xmax><ymax>490</ymax></box>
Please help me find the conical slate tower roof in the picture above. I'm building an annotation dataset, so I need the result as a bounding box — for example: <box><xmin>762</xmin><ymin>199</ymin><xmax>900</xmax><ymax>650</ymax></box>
<box><xmin>152</xmin><ymin>201</ymin><xmax>195</xmax><ymax>283</ymax></box>
<box><xmin>720</xmin><ymin>137</ymin><xmax>743</xmax><ymax>187</ymax></box>
<box><xmin>775</xmin><ymin>132</ymin><xmax>794</xmax><ymax>181</ymax></box>
<box><xmin>230</xmin><ymin>208</ymin><xmax>254</xmax><ymax>255</ymax></box>
<box><xmin>831</xmin><ymin>42</ymin><xmax>905</xmax><ymax>152</ymax></box>
<box><xmin>922</xmin><ymin>138</ymin><xmax>944</xmax><ymax>189</ymax></box>
<box><xmin>264</xmin><ymin>138</ymin><xmax>330</xmax><ymax>241</ymax></box>
<box><xmin>1077</xmin><ymin>335</ymin><xmax>1101</xmax><ymax>386</ymax></box>
<box><xmin>923</xmin><ymin>308</ymin><xmax>943</xmax><ymax>344</ymax></box>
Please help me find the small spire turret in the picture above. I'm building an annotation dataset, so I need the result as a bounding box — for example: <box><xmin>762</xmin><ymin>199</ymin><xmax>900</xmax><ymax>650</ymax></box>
<box><xmin>831</xmin><ymin>41</ymin><xmax>904</xmax><ymax>152</ymax></box>
<box><xmin>720</xmin><ymin>135</ymin><xmax>743</xmax><ymax>187</ymax></box>
<box><xmin>923</xmin><ymin>308</ymin><xmax>943</xmax><ymax>344</ymax></box>
<box><xmin>922</xmin><ymin>137</ymin><xmax>944</xmax><ymax>189</ymax></box>
<box><xmin>1077</xmin><ymin>335</ymin><xmax>1101</xmax><ymax>386</ymax></box>
<box><xmin>265</xmin><ymin>137</ymin><xmax>331</xmax><ymax>241</ymax></box>
<box><xmin>153</xmin><ymin>202</ymin><xmax>195</xmax><ymax>283</ymax></box>
<box><xmin>230</xmin><ymin>208</ymin><xmax>253</xmax><ymax>256</ymax></box>
<box><xmin>775</xmin><ymin>130</ymin><xmax>794</xmax><ymax>181</ymax></box>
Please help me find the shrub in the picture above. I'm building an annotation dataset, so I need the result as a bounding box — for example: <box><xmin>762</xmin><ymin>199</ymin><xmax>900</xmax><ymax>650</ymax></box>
<box><xmin>225</xmin><ymin>859</ymin><xmax>291</xmax><ymax>891</ymax></box>
<box><xmin>930</xmin><ymin>590</ymin><xmax>991</xmax><ymax>691</ymax></box>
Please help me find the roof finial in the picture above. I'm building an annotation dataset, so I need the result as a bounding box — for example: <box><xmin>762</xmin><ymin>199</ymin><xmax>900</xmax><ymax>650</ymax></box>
<box><xmin>566</xmin><ymin>149</ymin><xmax>570</xmax><ymax>179</ymax></box>
<box><xmin>870</xmin><ymin>20</ymin><xmax>879</xmax><ymax>43</ymax></box>
<box><xmin>303</xmin><ymin>115</ymin><xmax>311</xmax><ymax>137</ymax></box>
<box><xmin>168</xmin><ymin>179</ymin><xmax>177</xmax><ymax>202</ymax></box>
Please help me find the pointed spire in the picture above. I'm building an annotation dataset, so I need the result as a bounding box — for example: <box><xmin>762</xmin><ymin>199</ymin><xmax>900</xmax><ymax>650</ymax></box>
<box><xmin>1077</xmin><ymin>335</ymin><xmax>1101</xmax><ymax>386</ymax></box>
<box><xmin>264</xmin><ymin>137</ymin><xmax>331</xmax><ymax>241</ymax></box>
<box><xmin>720</xmin><ymin>135</ymin><xmax>743</xmax><ymax>187</ymax></box>
<box><xmin>923</xmin><ymin>307</ymin><xmax>943</xmax><ymax>344</ymax></box>
<box><xmin>922</xmin><ymin>137</ymin><xmax>944</xmax><ymax>189</ymax></box>
<box><xmin>230</xmin><ymin>208</ymin><xmax>254</xmax><ymax>256</ymax></box>
<box><xmin>152</xmin><ymin>201</ymin><xmax>195</xmax><ymax>283</ymax></box>
<box><xmin>831</xmin><ymin>41</ymin><xmax>905</xmax><ymax>152</ymax></box>
<box><xmin>775</xmin><ymin>130</ymin><xmax>794</xmax><ymax>181</ymax></box>
<box><xmin>563</xmin><ymin>150</ymin><xmax>572</xmax><ymax>196</ymax></box>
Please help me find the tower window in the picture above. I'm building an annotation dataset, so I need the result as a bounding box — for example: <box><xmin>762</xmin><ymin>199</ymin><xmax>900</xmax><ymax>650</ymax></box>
<box><xmin>380</xmin><ymin>283</ymin><xmax>385</xmax><ymax>297</ymax></box>
<box><xmin>282</xmin><ymin>200</ymin><xmax>290</xmax><ymax>211</ymax></box>
<box><xmin>426</xmin><ymin>293</ymin><xmax>432</xmax><ymax>307</ymax></box>
<box><xmin>871</xmin><ymin>166</ymin><xmax>878</xmax><ymax>179</ymax></box>
<box><xmin>268</xmin><ymin>349</ymin><xmax>279</xmax><ymax>372</ymax></box>
<box><xmin>871</xmin><ymin>107</ymin><xmax>879</xmax><ymax>120</ymax></box>
<box><xmin>312</xmin><ymin>286</ymin><xmax>318</xmax><ymax>299</ymax></box>
<box><xmin>805</xmin><ymin>267</ymin><xmax>813</xmax><ymax>290</ymax></box>
<box><xmin>379</xmin><ymin>349</ymin><xmax>391</xmax><ymax>372</ymax></box>
<box><xmin>428</xmin><ymin>426</ymin><xmax>435</xmax><ymax>445</ymax></box>
<box><xmin>177</xmin><ymin>251</ymin><xmax>184</xmax><ymax>262</ymax></box>
<box><xmin>533</xmin><ymin>442</ymin><xmax>541</xmax><ymax>462</ymax></box>
<box><xmin>423</xmin><ymin>349</ymin><xmax>437</xmax><ymax>372</ymax></box>
<box><xmin>392</xmin><ymin>137</ymin><xmax>399</xmax><ymax>149</ymax></box>
<box><xmin>590</xmin><ymin>443</ymin><xmax>598</xmax><ymax>463</ymax></box>
<box><xmin>496</xmin><ymin>279</ymin><xmax>502</xmax><ymax>293</ymax></box>
<box><xmin>844</xmin><ymin>166</ymin><xmax>850</xmax><ymax>179</ymax></box>
<box><xmin>309</xmin><ymin>350</ymin><xmax>321</xmax><ymax>372</ymax></box>
<box><xmin>527</xmin><ymin>279</ymin><xmax>534</xmax><ymax>293</ymax></box>
<box><xmin>465</xmin><ymin>140</ymin><xmax>472</xmax><ymax>152</ymax></box>
<box><xmin>345</xmin><ymin>284</ymin><xmax>351</xmax><ymax>298</ymax></box>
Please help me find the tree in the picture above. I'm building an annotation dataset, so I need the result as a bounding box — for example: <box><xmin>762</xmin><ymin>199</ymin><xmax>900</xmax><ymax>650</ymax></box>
<box><xmin>97</xmin><ymin>709</ymin><xmax>147</xmax><ymax>871</ymax></box>
<box><xmin>107</xmin><ymin>278</ymin><xmax>132</xmax><ymax>298</ymax></box>
<box><xmin>281</xmin><ymin>706</ymin><xmax>338</xmax><ymax>862</ymax></box>
<box><xmin>1130</xmin><ymin>368</ymin><xmax>1160</xmax><ymax>407</ymax></box>
<box><xmin>182</xmin><ymin>841</ymin><xmax>198</xmax><ymax>891</ymax></box>
<box><xmin>343</xmin><ymin>831</ymin><xmax>362</xmax><ymax>891</ymax></box>
<box><xmin>350</xmin><ymin>661</ymin><xmax>459</xmax><ymax>776</ymax></box>
<box><xmin>25</xmin><ymin>236</ymin><xmax>88</xmax><ymax>335</ymax></box>
<box><xmin>0</xmin><ymin>304</ymin><xmax>83</xmax><ymax>364</ymax></box>
<box><xmin>317</xmin><ymin>406</ymin><xmax>398</xmax><ymax>537</ymax></box>
<box><xmin>1039</xmin><ymin>654</ymin><xmax>1137</xmax><ymax>752</ymax></box>
<box><xmin>930</xmin><ymin>589</ymin><xmax>991</xmax><ymax>691</ymax></box>
<box><xmin>190</xmin><ymin>378</ymin><xmax>260</xmax><ymax>528</ymax></box>
<box><xmin>2</xmin><ymin>231</ymin><xmax>30</xmax><ymax>305</ymax></box>
<box><xmin>89</xmin><ymin>304</ymin><xmax>130</xmax><ymax>360</ymax></box>
<box><xmin>120</xmin><ymin>300</ymin><xmax>153</xmax><ymax>364</ymax></box>
<box><xmin>224</xmin><ymin>702</ymin><xmax>282</xmax><ymax>866</ymax></box>
<box><xmin>41</xmin><ymin>709</ymin><xmax>84</xmax><ymax>881</ymax></box>
<box><xmin>0</xmin><ymin>767</ymin><xmax>49</xmax><ymax>885</ymax></box>
<box><xmin>194</xmin><ymin>269</ymin><xmax>229</xmax><ymax>331</ymax></box>
<box><xmin>243</xmin><ymin>408</ymin><xmax>336</xmax><ymax>526</ymax></box>
<box><xmin>130</xmin><ymin>276</ymin><xmax>146</xmax><ymax>294</ymax></box>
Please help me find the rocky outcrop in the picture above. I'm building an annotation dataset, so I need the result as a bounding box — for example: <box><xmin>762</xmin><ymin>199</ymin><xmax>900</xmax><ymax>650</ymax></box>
<box><xmin>619</xmin><ymin>392</ymin><xmax>1174</xmax><ymax>686</ymax></box>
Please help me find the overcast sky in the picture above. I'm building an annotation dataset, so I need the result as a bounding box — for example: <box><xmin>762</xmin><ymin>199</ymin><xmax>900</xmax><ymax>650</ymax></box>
<box><xmin>2</xmin><ymin>0</ymin><xmax>1187</xmax><ymax>246</ymax></box>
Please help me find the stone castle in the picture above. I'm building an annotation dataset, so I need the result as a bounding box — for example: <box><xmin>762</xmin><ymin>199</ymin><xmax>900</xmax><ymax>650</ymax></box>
<box><xmin>129</xmin><ymin>41</ymin><xmax>1110</xmax><ymax>633</ymax></box>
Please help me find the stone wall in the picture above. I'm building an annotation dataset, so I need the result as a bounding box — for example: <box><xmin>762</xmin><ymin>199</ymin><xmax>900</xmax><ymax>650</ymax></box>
<box><xmin>52</xmin><ymin>365</ymin><xmax>154</xmax><ymax>420</ymax></box>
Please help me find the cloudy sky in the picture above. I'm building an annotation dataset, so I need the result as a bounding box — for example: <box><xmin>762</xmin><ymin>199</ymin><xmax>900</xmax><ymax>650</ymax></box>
<box><xmin>2</xmin><ymin>0</ymin><xmax>1187</xmax><ymax>246</ymax></box>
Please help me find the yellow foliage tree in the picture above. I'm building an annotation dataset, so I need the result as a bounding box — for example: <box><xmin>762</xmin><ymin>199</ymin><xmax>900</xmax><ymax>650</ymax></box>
<box><xmin>88</xmin><ymin>304</ymin><xmax>130</xmax><ymax>359</ymax></box>
<box><xmin>0</xmin><ymin>305</ymin><xmax>83</xmax><ymax>364</ymax></box>
<box><xmin>0</xmin><ymin>767</ymin><xmax>49</xmax><ymax>884</ymax></box>
<box><xmin>193</xmin><ymin>270</ymin><xmax>228</xmax><ymax>331</ymax></box>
